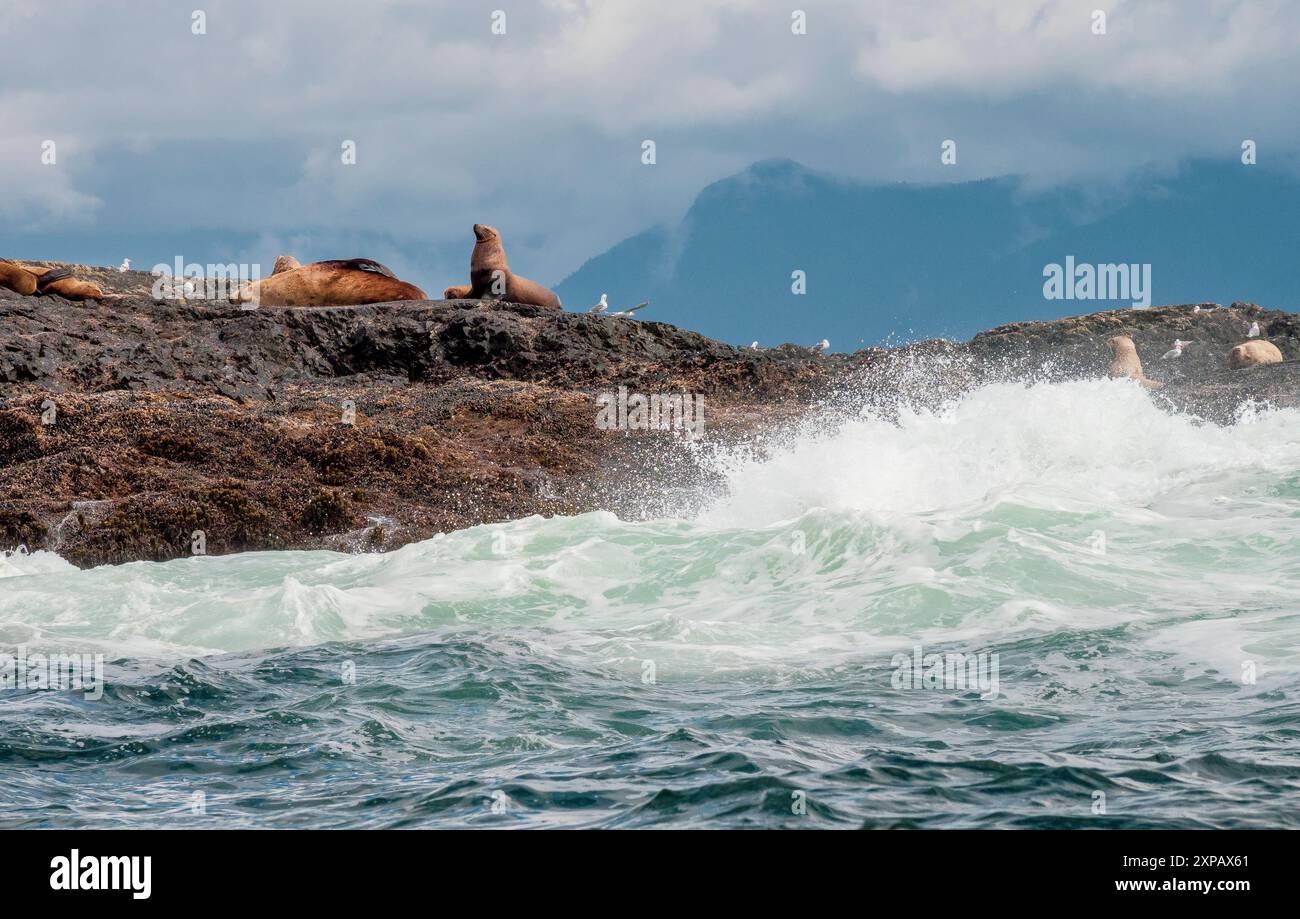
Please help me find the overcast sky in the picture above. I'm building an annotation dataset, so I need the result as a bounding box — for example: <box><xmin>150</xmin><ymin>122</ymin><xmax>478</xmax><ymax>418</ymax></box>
<box><xmin>3</xmin><ymin>0</ymin><xmax>1298</xmax><ymax>291</ymax></box>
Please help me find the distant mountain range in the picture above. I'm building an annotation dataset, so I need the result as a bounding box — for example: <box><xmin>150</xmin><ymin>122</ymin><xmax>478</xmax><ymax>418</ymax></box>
<box><xmin>555</xmin><ymin>159</ymin><xmax>1300</xmax><ymax>350</ymax></box>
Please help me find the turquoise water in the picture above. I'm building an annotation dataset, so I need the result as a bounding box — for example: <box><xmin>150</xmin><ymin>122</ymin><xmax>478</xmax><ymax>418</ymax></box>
<box><xmin>3</xmin><ymin>380</ymin><xmax>1300</xmax><ymax>827</ymax></box>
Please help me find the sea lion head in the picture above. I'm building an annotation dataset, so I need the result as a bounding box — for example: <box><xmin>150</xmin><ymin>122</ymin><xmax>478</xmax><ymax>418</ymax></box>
<box><xmin>473</xmin><ymin>224</ymin><xmax>500</xmax><ymax>243</ymax></box>
<box><xmin>1107</xmin><ymin>335</ymin><xmax>1135</xmax><ymax>356</ymax></box>
<box><xmin>1229</xmin><ymin>339</ymin><xmax>1283</xmax><ymax>369</ymax></box>
<box><xmin>272</xmin><ymin>255</ymin><xmax>301</xmax><ymax>275</ymax></box>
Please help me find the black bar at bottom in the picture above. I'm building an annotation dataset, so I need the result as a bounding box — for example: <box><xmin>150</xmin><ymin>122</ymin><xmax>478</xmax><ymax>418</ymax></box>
<box><xmin>3</xmin><ymin>829</ymin><xmax>1282</xmax><ymax>904</ymax></box>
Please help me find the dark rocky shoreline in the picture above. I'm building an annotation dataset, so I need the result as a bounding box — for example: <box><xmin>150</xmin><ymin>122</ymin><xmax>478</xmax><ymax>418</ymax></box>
<box><xmin>3</xmin><ymin>263</ymin><xmax>1297</xmax><ymax>567</ymax></box>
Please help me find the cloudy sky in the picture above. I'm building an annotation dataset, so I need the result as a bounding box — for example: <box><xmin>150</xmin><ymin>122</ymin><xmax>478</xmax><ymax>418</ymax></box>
<box><xmin>2</xmin><ymin>0</ymin><xmax>1298</xmax><ymax>292</ymax></box>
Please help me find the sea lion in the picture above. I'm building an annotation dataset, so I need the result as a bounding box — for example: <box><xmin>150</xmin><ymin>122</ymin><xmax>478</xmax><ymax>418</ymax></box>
<box><xmin>443</xmin><ymin>284</ymin><xmax>472</xmax><ymax>299</ymax></box>
<box><xmin>1107</xmin><ymin>336</ymin><xmax>1163</xmax><ymax>390</ymax></box>
<box><xmin>31</xmin><ymin>267</ymin><xmax>104</xmax><ymax>301</ymax></box>
<box><xmin>1228</xmin><ymin>339</ymin><xmax>1283</xmax><ymax>369</ymax></box>
<box><xmin>450</xmin><ymin>224</ymin><xmax>562</xmax><ymax>309</ymax></box>
<box><xmin>272</xmin><ymin>255</ymin><xmax>301</xmax><ymax>275</ymax></box>
<box><xmin>230</xmin><ymin>258</ymin><xmax>426</xmax><ymax>306</ymax></box>
<box><xmin>0</xmin><ymin>260</ymin><xmax>40</xmax><ymax>295</ymax></box>
<box><xmin>0</xmin><ymin>261</ymin><xmax>103</xmax><ymax>300</ymax></box>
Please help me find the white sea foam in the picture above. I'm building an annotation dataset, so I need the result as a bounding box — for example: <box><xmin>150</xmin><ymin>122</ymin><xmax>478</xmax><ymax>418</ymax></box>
<box><xmin>702</xmin><ymin>378</ymin><xmax>1300</xmax><ymax>525</ymax></box>
<box><xmin>2</xmin><ymin>380</ymin><xmax>1299</xmax><ymax>688</ymax></box>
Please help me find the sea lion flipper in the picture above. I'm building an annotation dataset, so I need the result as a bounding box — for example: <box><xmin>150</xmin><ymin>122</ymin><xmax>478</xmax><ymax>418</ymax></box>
<box><xmin>340</xmin><ymin>258</ymin><xmax>396</xmax><ymax>278</ymax></box>
<box><xmin>314</xmin><ymin>258</ymin><xmax>396</xmax><ymax>278</ymax></box>
<box><xmin>35</xmin><ymin>266</ymin><xmax>74</xmax><ymax>292</ymax></box>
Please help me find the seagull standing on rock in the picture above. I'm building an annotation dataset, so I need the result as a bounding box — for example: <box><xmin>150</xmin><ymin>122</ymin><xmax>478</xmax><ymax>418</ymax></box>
<box><xmin>812</xmin><ymin>339</ymin><xmax>829</xmax><ymax>354</ymax></box>
<box><xmin>1247</xmin><ymin>321</ymin><xmax>1260</xmax><ymax>338</ymax></box>
<box><xmin>589</xmin><ymin>293</ymin><xmax>608</xmax><ymax>315</ymax></box>
<box><xmin>749</xmin><ymin>341</ymin><xmax>759</xmax><ymax>350</ymax></box>
<box><xmin>1161</xmin><ymin>339</ymin><xmax>1191</xmax><ymax>360</ymax></box>
<box><xmin>118</xmin><ymin>258</ymin><xmax>130</xmax><ymax>273</ymax></box>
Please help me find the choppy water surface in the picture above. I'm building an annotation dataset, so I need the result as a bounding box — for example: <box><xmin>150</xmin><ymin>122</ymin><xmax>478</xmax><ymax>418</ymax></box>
<box><xmin>3</xmin><ymin>380</ymin><xmax>1300</xmax><ymax>827</ymax></box>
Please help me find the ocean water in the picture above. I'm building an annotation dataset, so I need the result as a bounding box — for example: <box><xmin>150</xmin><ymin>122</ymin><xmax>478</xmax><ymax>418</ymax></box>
<box><xmin>3</xmin><ymin>379</ymin><xmax>1300</xmax><ymax>828</ymax></box>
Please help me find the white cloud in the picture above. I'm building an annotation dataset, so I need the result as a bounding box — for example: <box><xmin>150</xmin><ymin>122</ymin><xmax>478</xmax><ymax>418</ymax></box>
<box><xmin>0</xmin><ymin>0</ymin><xmax>1297</xmax><ymax>279</ymax></box>
<box><xmin>0</xmin><ymin>136</ymin><xmax>105</xmax><ymax>229</ymax></box>
<box><xmin>852</xmin><ymin>0</ymin><xmax>1295</xmax><ymax>97</ymax></box>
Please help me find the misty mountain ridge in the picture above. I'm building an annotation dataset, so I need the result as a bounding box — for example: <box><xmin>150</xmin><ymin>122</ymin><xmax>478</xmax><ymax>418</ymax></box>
<box><xmin>555</xmin><ymin>158</ymin><xmax>1300</xmax><ymax>349</ymax></box>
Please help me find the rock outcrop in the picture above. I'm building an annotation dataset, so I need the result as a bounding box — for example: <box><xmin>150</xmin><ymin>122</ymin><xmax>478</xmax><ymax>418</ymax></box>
<box><xmin>2</xmin><ymin>264</ymin><xmax>1296</xmax><ymax>567</ymax></box>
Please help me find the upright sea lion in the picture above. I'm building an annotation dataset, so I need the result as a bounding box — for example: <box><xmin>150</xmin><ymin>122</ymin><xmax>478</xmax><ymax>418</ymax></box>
<box><xmin>230</xmin><ymin>258</ymin><xmax>426</xmax><ymax>306</ymax></box>
<box><xmin>1107</xmin><ymin>336</ymin><xmax>1163</xmax><ymax>390</ymax></box>
<box><xmin>0</xmin><ymin>261</ymin><xmax>103</xmax><ymax>300</ymax></box>
<box><xmin>448</xmin><ymin>224</ymin><xmax>561</xmax><ymax>309</ymax></box>
<box><xmin>1228</xmin><ymin>339</ymin><xmax>1283</xmax><ymax>369</ymax></box>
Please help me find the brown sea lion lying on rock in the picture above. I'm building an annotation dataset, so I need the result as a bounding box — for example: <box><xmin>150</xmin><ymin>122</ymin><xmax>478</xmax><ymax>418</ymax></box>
<box><xmin>0</xmin><ymin>260</ymin><xmax>105</xmax><ymax>301</ymax></box>
<box><xmin>442</xmin><ymin>224</ymin><xmax>562</xmax><ymax>309</ymax></box>
<box><xmin>1107</xmin><ymin>335</ymin><xmax>1163</xmax><ymax>389</ymax></box>
<box><xmin>230</xmin><ymin>257</ymin><xmax>426</xmax><ymax>306</ymax></box>
<box><xmin>1228</xmin><ymin>339</ymin><xmax>1283</xmax><ymax>369</ymax></box>
<box><xmin>1</xmin><ymin>260</ymin><xmax>51</xmax><ymax>295</ymax></box>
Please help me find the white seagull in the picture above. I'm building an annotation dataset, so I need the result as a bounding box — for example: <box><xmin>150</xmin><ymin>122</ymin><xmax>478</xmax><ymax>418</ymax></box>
<box><xmin>608</xmin><ymin>301</ymin><xmax>648</xmax><ymax>318</ymax></box>
<box><xmin>589</xmin><ymin>293</ymin><xmax>608</xmax><ymax>315</ymax></box>
<box><xmin>1247</xmin><ymin>321</ymin><xmax>1260</xmax><ymax>338</ymax></box>
<box><xmin>118</xmin><ymin>258</ymin><xmax>130</xmax><ymax>273</ymax></box>
<box><xmin>1161</xmin><ymin>339</ymin><xmax>1191</xmax><ymax>360</ymax></box>
<box><xmin>812</xmin><ymin>339</ymin><xmax>830</xmax><ymax>354</ymax></box>
<box><xmin>749</xmin><ymin>341</ymin><xmax>759</xmax><ymax>350</ymax></box>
